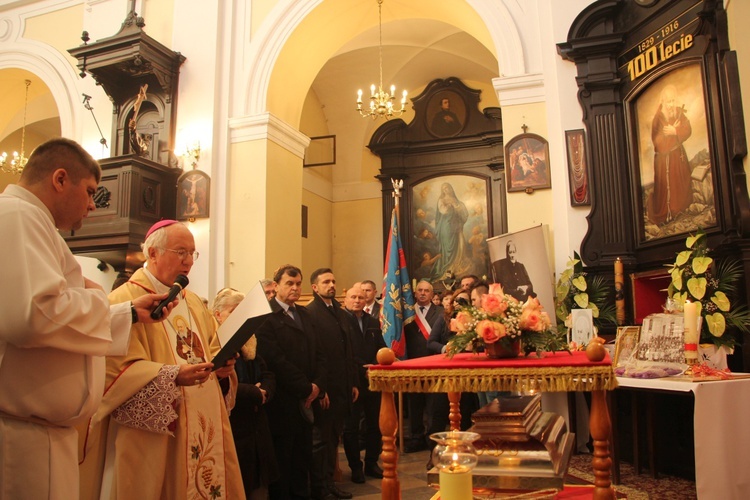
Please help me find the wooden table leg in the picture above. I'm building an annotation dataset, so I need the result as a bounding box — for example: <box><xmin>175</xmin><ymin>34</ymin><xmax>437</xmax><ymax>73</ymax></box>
<box><xmin>380</xmin><ymin>390</ymin><xmax>401</xmax><ymax>500</ymax></box>
<box><xmin>448</xmin><ymin>391</ymin><xmax>461</xmax><ymax>431</ymax></box>
<box><xmin>590</xmin><ymin>390</ymin><xmax>615</xmax><ymax>500</ymax></box>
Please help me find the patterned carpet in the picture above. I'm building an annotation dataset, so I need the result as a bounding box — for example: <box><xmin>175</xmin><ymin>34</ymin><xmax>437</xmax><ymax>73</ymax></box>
<box><xmin>334</xmin><ymin>448</ymin><xmax>697</xmax><ymax>499</ymax></box>
<box><xmin>567</xmin><ymin>453</ymin><xmax>697</xmax><ymax>500</ymax></box>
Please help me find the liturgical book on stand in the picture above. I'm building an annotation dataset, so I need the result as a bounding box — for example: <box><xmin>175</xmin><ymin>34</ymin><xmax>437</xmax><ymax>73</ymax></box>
<box><xmin>212</xmin><ymin>281</ymin><xmax>273</xmax><ymax>369</ymax></box>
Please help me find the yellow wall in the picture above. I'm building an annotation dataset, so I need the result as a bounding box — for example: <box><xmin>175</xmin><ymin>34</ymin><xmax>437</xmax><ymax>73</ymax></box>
<box><xmin>265</xmin><ymin>141</ymin><xmax>304</xmax><ymax>275</ymax></box>
<box><xmin>300</xmin><ymin>89</ymin><xmax>333</xmax><ymax>181</ymax></box>
<box><xmin>226</xmin><ymin>140</ymin><xmax>268</xmax><ymax>290</ymax></box>
<box><xmin>499</xmin><ymin>102</ymin><xmax>556</xmax><ymax>269</ymax></box>
<box><xmin>332</xmin><ymin>198</ymin><xmax>383</xmax><ymax>290</ymax></box>
<box><xmin>301</xmin><ymin>189</ymin><xmax>333</xmax><ymax>286</ymax></box>
<box><xmin>23</xmin><ymin>4</ymin><xmax>83</xmax><ymax>67</ymax></box>
<box><xmin>143</xmin><ymin>0</ymin><xmax>175</xmax><ymax>47</ymax></box>
<box><xmin>500</xmin><ymin>102</ymin><xmax>553</xmax><ymax>233</ymax></box>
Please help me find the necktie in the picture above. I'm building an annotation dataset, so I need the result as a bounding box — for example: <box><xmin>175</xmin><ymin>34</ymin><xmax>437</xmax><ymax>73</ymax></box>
<box><xmin>420</xmin><ymin>306</ymin><xmax>426</xmax><ymax>315</ymax></box>
<box><xmin>288</xmin><ymin>306</ymin><xmax>302</xmax><ymax>327</ymax></box>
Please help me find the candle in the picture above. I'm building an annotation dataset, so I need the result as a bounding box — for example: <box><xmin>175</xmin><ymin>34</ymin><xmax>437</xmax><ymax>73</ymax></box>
<box><xmin>684</xmin><ymin>300</ymin><xmax>699</xmax><ymax>339</ymax></box>
<box><xmin>439</xmin><ymin>463</ymin><xmax>472</xmax><ymax>500</ymax></box>
<box><xmin>614</xmin><ymin>258</ymin><xmax>625</xmax><ymax>325</ymax></box>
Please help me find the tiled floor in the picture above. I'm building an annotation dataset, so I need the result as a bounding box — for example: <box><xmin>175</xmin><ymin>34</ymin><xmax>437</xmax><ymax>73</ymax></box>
<box><xmin>333</xmin><ymin>446</ymin><xmax>437</xmax><ymax>500</ymax></box>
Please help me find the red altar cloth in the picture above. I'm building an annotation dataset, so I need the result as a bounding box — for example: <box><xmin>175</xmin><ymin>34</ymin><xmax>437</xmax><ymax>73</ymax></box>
<box><xmin>367</xmin><ymin>351</ymin><xmax>617</xmax><ymax>393</ymax></box>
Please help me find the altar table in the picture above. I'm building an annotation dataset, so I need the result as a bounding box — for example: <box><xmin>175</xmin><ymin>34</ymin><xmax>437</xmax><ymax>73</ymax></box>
<box><xmin>614</xmin><ymin>375</ymin><xmax>750</xmax><ymax>500</ymax></box>
<box><xmin>368</xmin><ymin>351</ymin><xmax>618</xmax><ymax>500</ymax></box>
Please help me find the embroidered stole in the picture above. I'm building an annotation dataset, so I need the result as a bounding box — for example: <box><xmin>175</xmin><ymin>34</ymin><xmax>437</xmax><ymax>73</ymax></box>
<box><xmin>163</xmin><ymin>299</ymin><xmax>229</xmax><ymax>499</ymax></box>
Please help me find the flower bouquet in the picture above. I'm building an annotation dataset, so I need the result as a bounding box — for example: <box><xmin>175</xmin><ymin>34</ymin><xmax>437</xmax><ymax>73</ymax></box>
<box><xmin>667</xmin><ymin>229</ymin><xmax>750</xmax><ymax>350</ymax></box>
<box><xmin>445</xmin><ymin>283</ymin><xmax>568</xmax><ymax>358</ymax></box>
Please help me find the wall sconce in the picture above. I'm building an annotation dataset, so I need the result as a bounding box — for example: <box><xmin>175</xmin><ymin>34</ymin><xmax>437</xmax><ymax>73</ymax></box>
<box><xmin>182</xmin><ymin>141</ymin><xmax>201</xmax><ymax>170</ymax></box>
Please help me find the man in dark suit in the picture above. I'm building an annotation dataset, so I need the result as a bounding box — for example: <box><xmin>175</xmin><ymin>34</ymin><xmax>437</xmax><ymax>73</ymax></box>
<box><xmin>305</xmin><ymin>269</ymin><xmax>358</xmax><ymax>500</ymax></box>
<box><xmin>256</xmin><ymin>265</ymin><xmax>327</xmax><ymax>500</ymax></box>
<box><xmin>360</xmin><ymin>280</ymin><xmax>380</xmax><ymax>319</ymax></box>
<box><xmin>342</xmin><ymin>283</ymin><xmax>386</xmax><ymax>484</ymax></box>
<box><xmin>403</xmin><ymin>279</ymin><xmax>443</xmax><ymax>453</ymax></box>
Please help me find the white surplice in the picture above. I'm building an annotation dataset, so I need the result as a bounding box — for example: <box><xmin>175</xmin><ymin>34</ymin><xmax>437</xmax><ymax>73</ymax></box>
<box><xmin>0</xmin><ymin>184</ymin><xmax>132</xmax><ymax>500</ymax></box>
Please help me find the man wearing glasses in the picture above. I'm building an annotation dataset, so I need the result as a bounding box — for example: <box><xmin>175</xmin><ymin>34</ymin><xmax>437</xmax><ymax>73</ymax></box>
<box><xmin>80</xmin><ymin>220</ymin><xmax>244</xmax><ymax>499</ymax></box>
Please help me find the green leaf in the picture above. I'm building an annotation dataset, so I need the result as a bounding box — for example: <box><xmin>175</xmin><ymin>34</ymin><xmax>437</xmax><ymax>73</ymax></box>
<box><xmin>675</xmin><ymin>250</ymin><xmax>692</xmax><ymax>266</ymax></box>
<box><xmin>559</xmin><ymin>268</ymin><xmax>573</xmax><ymax>283</ymax></box>
<box><xmin>674</xmin><ymin>292</ymin><xmax>687</xmax><ymax>307</ymax></box>
<box><xmin>671</xmin><ymin>268</ymin><xmax>683</xmax><ymax>291</ymax></box>
<box><xmin>556</xmin><ymin>282</ymin><xmax>571</xmax><ymax>301</ymax></box>
<box><xmin>687</xmin><ymin>277</ymin><xmax>707</xmax><ymax>300</ymax></box>
<box><xmin>710</xmin><ymin>291</ymin><xmax>731</xmax><ymax>312</ymax></box>
<box><xmin>588</xmin><ymin>303</ymin><xmax>600</xmax><ymax>318</ymax></box>
<box><xmin>686</xmin><ymin>234</ymin><xmax>701</xmax><ymax>249</ymax></box>
<box><xmin>691</xmin><ymin>256</ymin><xmax>712</xmax><ymax>275</ymax></box>
<box><xmin>573</xmin><ymin>293</ymin><xmax>589</xmax><ymax>308</ymax></box>
<box><xmin>705</xmin><ymin>313</ymin><xmax>726</xmax><ymax>337</ymax></box>
<box><xmin>571</xmin><ymin>276</ymin><xmax>588</xmax><ymax>291</ymax></box>
<box><xmin>565</xmin><ymin>257</ymin><xmax>579</xmax><ymax>269</ymax></box>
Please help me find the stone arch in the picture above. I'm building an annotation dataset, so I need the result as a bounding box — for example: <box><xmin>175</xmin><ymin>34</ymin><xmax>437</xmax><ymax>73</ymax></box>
<box><xmin>0</xmin><ymin>43</ymin><xmax>82</xmax><ymax>139</ymax></box>
<box><xmin>243</xmin><ymin>0</ymin><xmax>526</xmax><ymax>124</ymax></box>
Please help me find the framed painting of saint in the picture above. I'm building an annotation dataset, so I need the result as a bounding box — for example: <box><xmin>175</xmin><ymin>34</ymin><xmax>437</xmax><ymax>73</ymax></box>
<box><xmin>409</xmin><ymin>174</ymin><xmax>491</xmax><ymax>284</ymax></box>
<box><xmin>177</xmin><ymin>169</ymin><xmax>210</xmax><ymax>220</ymax></box>
<box><xmin>626</xmin><ymin>60</ymin><xmax>717</xmax><ymax>244</ymax></box>
<box><xmin>505</xmin><ymin>133</ymin><xmax>551</xmax><ymax>192</ymax></box>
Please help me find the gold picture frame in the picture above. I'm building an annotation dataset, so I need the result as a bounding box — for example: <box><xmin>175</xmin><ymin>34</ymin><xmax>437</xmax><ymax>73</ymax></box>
<box><xmin>613</xmin><ymin>326</ymin><xmax>641</xmax><ymax>367</ymax></box>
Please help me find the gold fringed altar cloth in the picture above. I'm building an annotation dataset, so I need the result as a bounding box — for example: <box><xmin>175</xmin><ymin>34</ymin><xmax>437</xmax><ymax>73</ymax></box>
<box><xmin>368</xmin><ymin>351</ymin><xmax>618</xmax><ymax>394</ymax></box>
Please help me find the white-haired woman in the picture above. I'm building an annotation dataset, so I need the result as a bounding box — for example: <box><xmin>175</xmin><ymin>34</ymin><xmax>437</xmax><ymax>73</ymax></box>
<box><xmin>212</xmin><ymin>288</ymin><xmax>278</xmax><ymax>499</ymax></box>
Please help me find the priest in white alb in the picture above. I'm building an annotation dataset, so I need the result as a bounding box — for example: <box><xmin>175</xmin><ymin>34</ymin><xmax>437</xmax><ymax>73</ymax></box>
<box><xmin>0</xmin><ymin>138</ymin><xmax>174</xmax><ymax>500</ymax></box>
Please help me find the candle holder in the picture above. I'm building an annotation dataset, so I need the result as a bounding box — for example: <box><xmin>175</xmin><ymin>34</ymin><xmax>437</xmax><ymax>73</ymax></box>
<box><xmin>430</xmin><ymin>431</ymin><xmax>480</xmax><ymax>500</ymax></box>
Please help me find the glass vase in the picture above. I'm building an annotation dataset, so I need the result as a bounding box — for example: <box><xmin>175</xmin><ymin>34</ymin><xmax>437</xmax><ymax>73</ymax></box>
<box><xmin>429</xmin><ymin>431</ymin><xmax>480</xmax><ymax>500</ymax></box>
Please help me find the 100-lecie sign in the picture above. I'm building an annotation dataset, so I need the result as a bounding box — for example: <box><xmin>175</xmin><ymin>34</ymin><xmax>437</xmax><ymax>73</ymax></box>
<box><xmin>626</xmin><ymin>29</ymin><xmax>693</xmax><ymax>82</ymax></box>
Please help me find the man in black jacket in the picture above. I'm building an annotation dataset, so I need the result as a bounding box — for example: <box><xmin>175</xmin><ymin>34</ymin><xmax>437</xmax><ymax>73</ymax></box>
<box><xmin>305</xmin><ymin>268</ymin><xmax>358</xmax><ymax>500</ymax></box>
<box><xmin>342</xmin><ymin>283</ymin><xmax>386</xmax><ymax>484</ymax></box>
<box><xmin>256</xmin><ymin>265</ymin><xmax>327</xmax><ymax>500</ymax></box>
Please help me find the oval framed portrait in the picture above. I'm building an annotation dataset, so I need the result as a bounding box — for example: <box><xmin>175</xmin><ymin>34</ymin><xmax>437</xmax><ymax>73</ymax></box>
<box><xmin>426</xmin><ymin>90</ymin><xmax>466</xmax><ymax>138</ymax></box>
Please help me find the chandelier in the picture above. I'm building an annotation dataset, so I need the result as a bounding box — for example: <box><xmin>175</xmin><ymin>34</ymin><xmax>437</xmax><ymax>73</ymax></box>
<box><xmin>1</xmin><ymin>79</ymin><xmax>31</xmax><ymax>175</ymax></box>
<box><xmin>356</xmin><ymin>0</ymin><xmax>407</xmax><ymax>119</ymax></box>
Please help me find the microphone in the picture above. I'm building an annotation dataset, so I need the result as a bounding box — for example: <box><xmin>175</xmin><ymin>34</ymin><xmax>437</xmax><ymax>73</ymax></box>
<box><xmin>150</xmin><ymin>274</ymin><xmax>189</xmax><ymax>320</ymax></box>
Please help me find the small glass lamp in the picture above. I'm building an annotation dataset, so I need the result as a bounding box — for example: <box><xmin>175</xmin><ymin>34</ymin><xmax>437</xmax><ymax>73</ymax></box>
<box><xmin>430</xmin><ymin>431</ymin><xmax>480</xmax><ymax>500</ymax></box>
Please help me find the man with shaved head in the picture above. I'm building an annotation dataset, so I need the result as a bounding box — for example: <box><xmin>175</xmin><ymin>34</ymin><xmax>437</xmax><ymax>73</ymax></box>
<box><xmin>342</xmin><ymin>283</ymin><xmax>385</xmax><ymax>484</ymax></box>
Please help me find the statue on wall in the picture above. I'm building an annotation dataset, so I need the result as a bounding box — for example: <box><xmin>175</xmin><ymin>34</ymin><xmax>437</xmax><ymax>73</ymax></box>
<box><xmin>128</xmin><ymin>84</ymin><xmax>151</xmax><ymax>157</ymax></box>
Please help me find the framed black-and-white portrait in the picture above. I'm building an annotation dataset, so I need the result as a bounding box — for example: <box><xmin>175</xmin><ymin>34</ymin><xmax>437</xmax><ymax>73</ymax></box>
<box><xmin>487</xmin><ymin>224</ymin><xmax>555</xmax><ymax>319</ymax></box>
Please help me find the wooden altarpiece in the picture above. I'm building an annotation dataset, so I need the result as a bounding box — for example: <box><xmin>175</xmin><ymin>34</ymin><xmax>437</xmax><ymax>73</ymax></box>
<box><xmin>368</xmin><ymin>77</ymin><xmax>506</xmax><ymax>291</ymax></box>
<box><xmin>557</xmin><ymin>0</ymin><xmax>750</xmax><ymax>369</ymax></box>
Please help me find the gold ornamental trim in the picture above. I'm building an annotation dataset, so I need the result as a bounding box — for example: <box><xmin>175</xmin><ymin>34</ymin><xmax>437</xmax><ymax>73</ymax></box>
<box><xmin>368</xmin><ymin>366</ymin><xmax>618</xmax><ymax>393</ymax></box>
